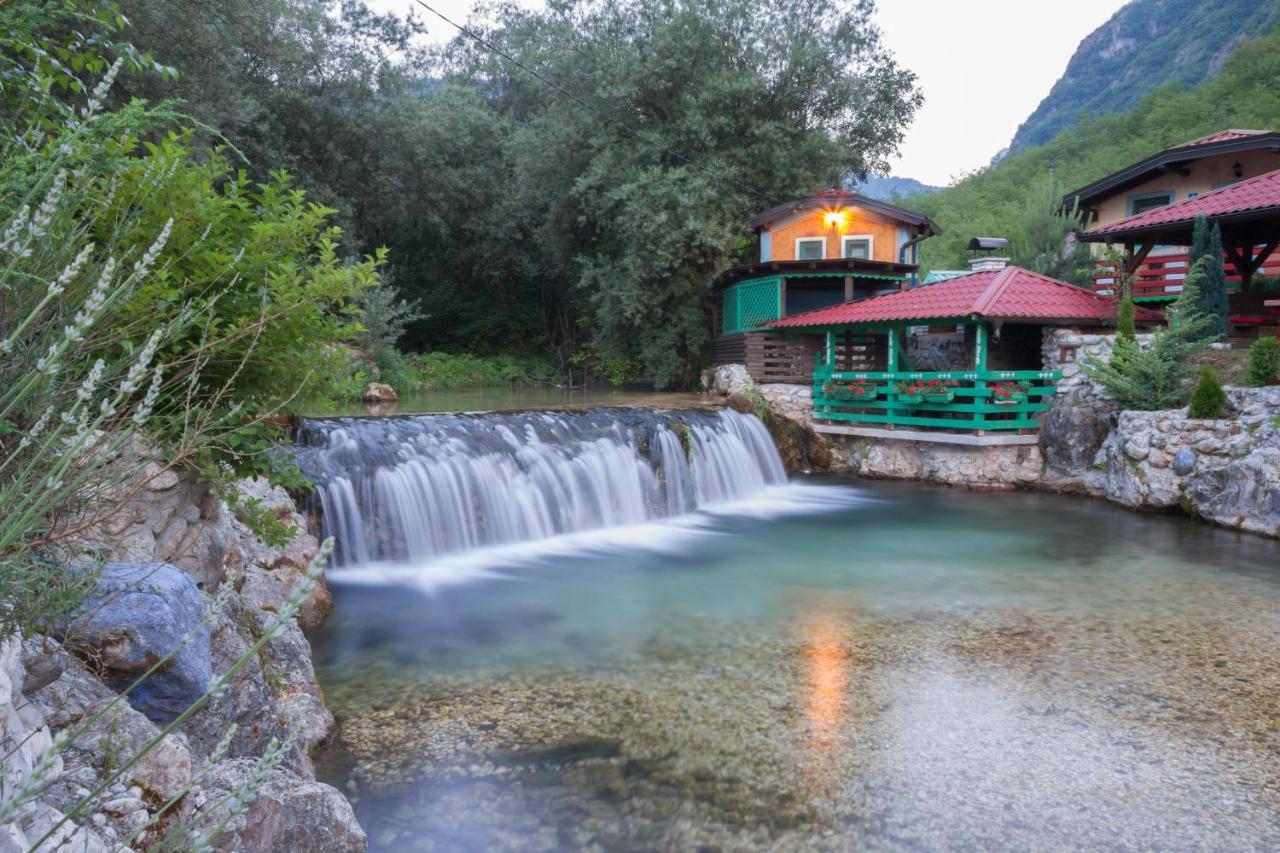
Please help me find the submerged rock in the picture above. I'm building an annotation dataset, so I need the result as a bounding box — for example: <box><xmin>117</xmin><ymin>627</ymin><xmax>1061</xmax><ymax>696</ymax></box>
<box><xmin>61</xmin><ymin>563</ymin><xmax>211</xmax><ymax>722</ymax></box>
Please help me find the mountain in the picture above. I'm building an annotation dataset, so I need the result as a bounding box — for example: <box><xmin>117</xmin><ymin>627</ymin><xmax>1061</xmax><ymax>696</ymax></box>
<box><xmin>1008</xmin><ymin>0</ymin><xmax>1280</xmax><ymax>153</ymax></box>
<box><xmin>902</xmin><ymin>26</ymin><xmax>1280</xmax><ymax>272</ymax></box>
<box><xmin>854</xmin><ymin>175</ymin><xmax>941</xmax><ymax>201</ymax></box>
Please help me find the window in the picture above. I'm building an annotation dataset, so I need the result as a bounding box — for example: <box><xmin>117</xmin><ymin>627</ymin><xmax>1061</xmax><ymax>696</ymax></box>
<box><xmin>842</xmin><ymin>235</ymin><xmax>873</xmax><ymax>259</ymax></box>
<box><xmin>795</xmin><ymin>238</ymin><xmax>825</xmax><ymax>260</ymax></box>
<box><xmin>1129</xmin><ymin>192</ymin><xmax>1173</xmax><ymax>216</ymax></box>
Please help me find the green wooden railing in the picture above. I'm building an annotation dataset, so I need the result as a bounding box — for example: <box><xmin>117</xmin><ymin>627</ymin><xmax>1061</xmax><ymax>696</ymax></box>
<box><xmin>811</xmin><ymin>366</ymin><xmax>1061</xmax><ymax>432</ymax></box>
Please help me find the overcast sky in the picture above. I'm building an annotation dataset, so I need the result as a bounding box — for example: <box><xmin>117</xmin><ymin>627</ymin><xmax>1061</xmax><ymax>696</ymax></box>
<box><xmin>366</xmin><ymin>0</ymin><xmax>1130</xmax><ymax>186</ymax></box>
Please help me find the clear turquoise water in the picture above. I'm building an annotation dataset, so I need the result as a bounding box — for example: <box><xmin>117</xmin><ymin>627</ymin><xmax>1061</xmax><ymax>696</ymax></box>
<box><xmin>312</xmin><ymin>478</ymin><xmax>1280</xmax><ymax>851</ymax></box>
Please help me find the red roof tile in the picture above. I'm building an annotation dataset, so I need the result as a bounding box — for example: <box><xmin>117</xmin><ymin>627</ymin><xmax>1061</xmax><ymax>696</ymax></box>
<box><xmin>1085</xmin><ymin>167</ymin><xmax>1280</xmax><ymax>237</ymax></box>
<box><xmin>1170</xmin><ymin>129</ymin><xmax>1269</xmax><ymax>149</ymax></box>
<box><xmin>767</xmin><ymin>266</ymin><xmax>1161</xmax><ymax>328</ymax></box>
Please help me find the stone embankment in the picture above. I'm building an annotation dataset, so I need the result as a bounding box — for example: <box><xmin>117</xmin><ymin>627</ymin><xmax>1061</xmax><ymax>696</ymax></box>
<box><xmin>0</xmin><ymin>444</ymin><xmax>365</xmax><ymax>851</ymax></box>
<box><xmin>705</xmin><ymin>359</ymin><xmax>1280</xmax><ymax>539</ymax></box>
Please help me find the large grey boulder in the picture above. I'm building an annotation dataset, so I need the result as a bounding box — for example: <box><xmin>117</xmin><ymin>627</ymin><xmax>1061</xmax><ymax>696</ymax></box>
<box><xmin>1184</xmin><ymin>446</ymin><xmax>1280</xmax><ymax>538</ymax></box>
<box><xmin>1041</xmin><ymin>403</ymin><xmax>1114</xmax><ymax>473</ymax></box>
<box><xmin>61</xmin><ymin>563</ymin><xmax>211</xmax><ymax>722</ymax></box>
<box><xmin>184</xmin><ymin>759</ymin><xmax>367</xmax><ymax>852</ymax></box>
<box><xmin>29</xmin><ymin>640</ymin><xmax>194</xmax><ymax>802</ymax></box>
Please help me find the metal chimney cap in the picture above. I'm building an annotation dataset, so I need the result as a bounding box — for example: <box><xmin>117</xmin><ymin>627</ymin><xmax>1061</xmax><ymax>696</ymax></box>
<box><xmin>967</xmin><ymin>237</ymin><xmax>1009</xmax><ymax>251</ymax></box>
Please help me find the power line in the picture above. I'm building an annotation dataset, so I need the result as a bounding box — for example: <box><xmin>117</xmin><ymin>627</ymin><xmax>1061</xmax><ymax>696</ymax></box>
<box><xmin>409</xmin><ymin>0</ymin><xmax>788</xmax><ymax>206</ymax></box>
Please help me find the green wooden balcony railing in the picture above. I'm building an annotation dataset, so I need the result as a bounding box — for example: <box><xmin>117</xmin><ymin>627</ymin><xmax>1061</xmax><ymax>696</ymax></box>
<box><xmin>812</xmin><ymin>364</ymin><xmax>1062</xmax><ymax>432</ymax></box>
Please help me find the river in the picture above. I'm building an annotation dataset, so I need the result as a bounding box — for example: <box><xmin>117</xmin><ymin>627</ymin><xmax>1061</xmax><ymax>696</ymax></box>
<box><xmin>296</xmin><ymin>406</ymin><xmax>1280</xmax><ymax>851</ymax></box>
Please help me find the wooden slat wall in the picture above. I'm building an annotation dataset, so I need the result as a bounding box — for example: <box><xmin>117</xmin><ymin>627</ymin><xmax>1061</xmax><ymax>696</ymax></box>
<box><xmin>741</xmin><ymin>332</ymin><xmax>886</xmax><ymax>384</ymax></box>
<box><xmin>711</xmin><ymin>333</ymin><xmax>747</xmax><ymax>364</ymax></box>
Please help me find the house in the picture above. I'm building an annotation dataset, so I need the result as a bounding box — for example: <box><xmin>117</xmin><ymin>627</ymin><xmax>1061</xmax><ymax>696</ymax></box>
<box><xmin>711</xmin><ymin>188</ymin><xmax>938</xmax><ymax>382</ymax></box>
<box><xmin>1079</xmin><ymin>167</ymin><xmax>1280</xmax><ymax>335</ymax></box>
<box><xmin>765</xmin><ymin>257</ymin><xmax>1162</xmax><ymax>445</ymax></box>
<box><xmin>1062</xmin><ymin>129</ymin><xmax>1280</xmax><ymax>298</ymax></box>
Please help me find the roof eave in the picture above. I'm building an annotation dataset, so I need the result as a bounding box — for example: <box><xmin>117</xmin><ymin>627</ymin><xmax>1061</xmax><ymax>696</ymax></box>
<box><xmin>748</xmin><ymin>193</ymin><xmax>941</xmax><ymax>234</ymax></box>
<box><xmin>1060</xmin><ymin>134</ymin><xmax>1280</xmax><ymax>210</ymax></box>
<box><xmin>1079</xmin><ymin>203</ymin><xmax>1280</xmax><ymax>243</ymax></box>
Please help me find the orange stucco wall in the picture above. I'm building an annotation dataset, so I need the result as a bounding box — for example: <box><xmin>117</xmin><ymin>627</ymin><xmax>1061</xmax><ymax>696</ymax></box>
<box><xmin>763</xmin><ymin>206</ymin><xmax>904</xmax><ymax>263</ymax></box>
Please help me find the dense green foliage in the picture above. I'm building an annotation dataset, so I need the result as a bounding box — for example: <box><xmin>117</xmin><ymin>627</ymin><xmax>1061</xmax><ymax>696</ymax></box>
<box><xmin>1245</xmin><ymin>336</ymin><xmax>1280</xmax><ymax>385</ymax></box>
<box><xmin>110</xmin><ymin>0</ymin><xmax>922</xmax><ymax>387</ymax></box>
<box><xmin>1187</xmin><ymin>365</ymin><xmax>1228</xmax><ymax>418</ymax></box>
<box><xmin>1187</xmin><ymin>218</ymin><xmax>1229</xmax><ymax>340</ymax></box>
<box><xmin>1009</xmin><ymin>0</ymin><xmax>1280</xmax><ymax>151</ymax></box>
<box><xmin>407</xmin><ymin>353</ymin><xmax>560</xmax><ymax>391</ymax></box>
<box><xmin>906</xmin><ymin>26</ymin><xmax>1280</xmax><ymax>274</ymax></box>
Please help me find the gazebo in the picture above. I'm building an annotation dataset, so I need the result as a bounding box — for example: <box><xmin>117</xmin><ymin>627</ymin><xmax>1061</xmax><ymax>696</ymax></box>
<box><xmin>767</xmin><ymin>263</ymin><xmax>1162</xmax><ymax>444</ymax></box>
<box><xmin>1079</xmin><ymin>168</ymin><xmax>1280</xmax><ymax>310</ymax></box>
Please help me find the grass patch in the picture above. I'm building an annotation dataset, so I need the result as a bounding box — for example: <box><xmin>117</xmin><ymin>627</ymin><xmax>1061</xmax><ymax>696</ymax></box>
<box><xmin>1190</xmin><ymin>349</ymin><xmax>1250</xmax><ymax>385</ymax></box>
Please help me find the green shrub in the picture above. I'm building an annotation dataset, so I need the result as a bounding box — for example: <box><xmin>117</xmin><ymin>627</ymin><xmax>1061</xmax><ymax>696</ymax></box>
<box><xmin>371</xmin><ymin>345</ymin><xmax>411</xmax><ymax>391</ymax></box>
<box><xmin>1244</xmin><ymin>336</ymin><xmax>1280</xmax><ymax>386</ymax></box>
<box><xmin>1188</xmin><ymin>366</ymin><xmax>1228</xmax><ymax>418</ymax></box>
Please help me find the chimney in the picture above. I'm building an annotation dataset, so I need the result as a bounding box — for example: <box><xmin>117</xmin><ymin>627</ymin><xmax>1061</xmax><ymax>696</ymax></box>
<box><xmin>966</xmin><ymin>237</ymin><xmax>1010</xmax><ymax>272</ymax></box>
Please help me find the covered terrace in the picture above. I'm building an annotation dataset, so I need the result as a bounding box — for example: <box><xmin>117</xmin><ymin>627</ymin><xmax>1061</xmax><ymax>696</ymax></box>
<box><xmin>768</xmin><ymin>265</ymin><xmax>1161</xmax><ymax>445</ymax></box>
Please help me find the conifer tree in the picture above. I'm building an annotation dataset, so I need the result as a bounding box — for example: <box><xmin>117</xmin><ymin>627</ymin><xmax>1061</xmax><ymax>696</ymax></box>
<box><xmin>1187</xmin><ymin>215</ymin><xmax>1229</xmax><ymax>340</ymax></box>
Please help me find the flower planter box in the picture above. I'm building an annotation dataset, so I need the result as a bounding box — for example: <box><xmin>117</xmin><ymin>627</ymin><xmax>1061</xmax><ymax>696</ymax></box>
<box><xmin>825</xmin><ymin>381</ymin><xmax>878</xmax><ymax>402</ymax></box>
<box><xmin>922</xmin><ymin>391</ymin><xmax>955</xmax><ymax>404</ymax></box>
<box><xmin>989</xmin><ymin>381</ymin><xmax>1030</xmax><ymax>406</ymax></box>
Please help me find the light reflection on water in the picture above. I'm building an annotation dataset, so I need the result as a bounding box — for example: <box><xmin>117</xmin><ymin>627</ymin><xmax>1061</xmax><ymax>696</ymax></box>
<box><xmin>312</xmin><ymin>478</ymin><xmax>1280</xmax><ymax>851</ymax></box>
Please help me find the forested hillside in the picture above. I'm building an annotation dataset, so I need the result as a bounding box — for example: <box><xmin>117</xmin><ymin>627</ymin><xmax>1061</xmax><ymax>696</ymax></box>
<box><xmin>1009</xmin><ymin>0</ymin><xmax>1280</xmax><ymax>152</ymax></box>
<box><xmin>907</xmin><ymin>26</ymin><xmax>1280</xmax><ymax>274</ymax></box>
<box><xmin>109</xmin><ymin>0</ymin><xmax>922</xmax><ymax>387</ymax></box>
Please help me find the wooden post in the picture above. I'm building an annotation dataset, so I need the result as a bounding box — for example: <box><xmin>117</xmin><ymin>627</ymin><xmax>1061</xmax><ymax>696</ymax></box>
<box><xmin>824</xmin><ymin>330</ymin><xmax>834</xmax><ymax>368</ymax></box>
<box><xmin>973</xmin><ymin>322</ymin><xmax>988</xmax><ymax>435</ymax></box>
<box><xmin>779</xmin><ymin>276</ymin><xmax>788</xmax><ymax>318</ymax></box>
<box><xmin>844</xmin><ymin>275</ymin><xmax>854</xmax><ymax>303</ymax></box>
<box><xmin>886</xmin><ymin>324</ymin><xmax>899</xmax><ymax>372</ymax></box>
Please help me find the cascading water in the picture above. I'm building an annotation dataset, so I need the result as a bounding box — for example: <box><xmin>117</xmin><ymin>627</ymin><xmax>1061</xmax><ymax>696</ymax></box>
<box><xmin>292</xmin><ymin>408</ymin><xmax>787</xmax><ymax>567</ymax></box>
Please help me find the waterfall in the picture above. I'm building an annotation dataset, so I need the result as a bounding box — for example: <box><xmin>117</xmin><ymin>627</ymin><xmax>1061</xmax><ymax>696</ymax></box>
<box><xmin>292</xmin><ymin>408</ymin><xmax>787</xmax><ymax>568</ymax></box>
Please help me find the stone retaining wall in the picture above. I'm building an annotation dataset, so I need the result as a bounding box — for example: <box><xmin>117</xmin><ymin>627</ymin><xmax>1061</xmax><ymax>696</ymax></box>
<box><xmin>707</xmin><ymin>361</ymin><xmax>1280</xmax><ymax>538</ymax></box>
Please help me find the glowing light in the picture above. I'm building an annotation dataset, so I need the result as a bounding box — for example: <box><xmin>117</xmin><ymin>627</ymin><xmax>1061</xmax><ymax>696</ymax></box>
<box><xmin>822</xmin><ymin>210</ymin><xmax>846</xmax><ymax>229</ymax></box>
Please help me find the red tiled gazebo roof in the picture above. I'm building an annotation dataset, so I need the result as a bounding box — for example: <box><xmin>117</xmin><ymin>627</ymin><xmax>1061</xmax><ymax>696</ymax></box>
<box><xmin>1081</xmin><ymin>167</ymin><xmax>1280</xmax><ymax>242</ymax></box>
<box><xmin>767</xmin><ymin>265</ymin><xmax>1162</xmax><ymax>328</ymax></box>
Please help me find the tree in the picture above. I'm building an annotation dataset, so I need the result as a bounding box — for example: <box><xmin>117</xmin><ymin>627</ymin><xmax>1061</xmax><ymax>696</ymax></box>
<box><xmin>1187</xmin><ymin>215</ymin><xmax>1229</xmax><ymax>340</ymax></box>
<box><xmin>1010</xmin><ymin>174</ymin><xmax>1092</xmax><ymax>283</ymax></box>
<box><xmin>1084</xmin><ymin>263</ymin><xmax>1211</xmax><ymax>410</ymax></box>
<box><xmin>444</xmin><ymin>0</ymin><xmax>922</xmax><ymax>386</ymax></box>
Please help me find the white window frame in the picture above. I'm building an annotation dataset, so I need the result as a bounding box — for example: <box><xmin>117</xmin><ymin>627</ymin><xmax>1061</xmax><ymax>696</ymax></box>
<box><xmin>841</xmin><ymin>234</ymin><xmax>874</xmax><ymax>260</ymax></box>
<box><xmin>794</xmin><ymin>237</ymin><xmax>826</xmax><ymax>260</ymax></box>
